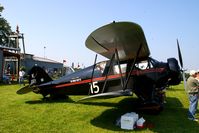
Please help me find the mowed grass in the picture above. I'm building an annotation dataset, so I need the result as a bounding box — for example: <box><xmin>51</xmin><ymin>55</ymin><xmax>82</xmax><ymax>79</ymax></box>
<box><xmin>0</xmin><ymin>82</ymin><xmax>198</xmax><ymax>133</ymax></box>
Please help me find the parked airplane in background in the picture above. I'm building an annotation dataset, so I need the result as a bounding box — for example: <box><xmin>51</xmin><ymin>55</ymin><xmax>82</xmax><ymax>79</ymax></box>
<box><xmin>17</xmin><ymin>21</ymin><xmax>184</xmax><ymax>112</ymax></box>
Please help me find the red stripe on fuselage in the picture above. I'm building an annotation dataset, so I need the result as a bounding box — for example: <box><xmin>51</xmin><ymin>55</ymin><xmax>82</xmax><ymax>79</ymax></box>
<box><xmin>54</xmin><ymin>74</ymin><xmax>123</xmax><ymax>88</ymax></box>
<box><xmin>54</xmin><ymin>68</ymin><xmax>165</xmax><ymax>88</ymax></box>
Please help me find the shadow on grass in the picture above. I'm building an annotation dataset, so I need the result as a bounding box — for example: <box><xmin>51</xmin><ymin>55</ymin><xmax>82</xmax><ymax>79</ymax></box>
<box><xmin>90</xmin><ymin>98</ymin><xmax>139</xmax><ymax>132</ymax></box>
<box><xmin>24</xmin><ymin>95</ymin><xmax>199</xmax><ymax>132</ymax></box>
<box><xmin>90</xmin><ymin>97</ymin><xmax>199</xmax><ymax>132</ymax></box>
<box><xmin>25</xmin><ymin>96</ymin><xmax>122</xmax><ymax>108</ymax></box>
<box><xmin>25</xmin><ymin>97</ymin><xmax>75</xmax><ymax>104</ymax></box>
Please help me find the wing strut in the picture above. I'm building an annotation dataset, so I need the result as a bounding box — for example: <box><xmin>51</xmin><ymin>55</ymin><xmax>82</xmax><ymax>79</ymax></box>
<box><xmin>89</xmin><ymin>54</ymin><xmax>98</xmax><ymax>95</ymax></box>
<box><xmin>101</xmin><ymin>48</ymin><xmax>125</xmax><ymax>93</ymax></box>
<box><xmin>123</xmin><ymin>43</ymin><xmax>143</xmax><ymax>90</ymax></box>
<box><xmin>101</xmin><ymin>52</ymin><xmax>115</xmax><ymax>93</ymax></box>
<box><xmin>115</xmin><ymin>49</ymin><xmax>124</xmax><ymax>88</ymax></box>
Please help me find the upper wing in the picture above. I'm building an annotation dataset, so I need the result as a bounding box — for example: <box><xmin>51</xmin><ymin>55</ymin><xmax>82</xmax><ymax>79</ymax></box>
<box><xmin>85</xmin><ymin>21</ymin><xmax>150</xmax><ymax>61</ymax></box>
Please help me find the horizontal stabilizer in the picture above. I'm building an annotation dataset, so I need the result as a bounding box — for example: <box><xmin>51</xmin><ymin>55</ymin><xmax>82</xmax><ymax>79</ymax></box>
<box><xmin>78</xmin><ymin>89</ymin><xmax>132</xmax><ymax>102</ymax></box>
<box><xmin>16</xmin><ymin>85</ymin><xmax>34</xmax><ymax>94</ymax></box>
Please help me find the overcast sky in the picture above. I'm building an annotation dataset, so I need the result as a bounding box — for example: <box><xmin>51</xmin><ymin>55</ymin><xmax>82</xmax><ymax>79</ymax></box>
<box><xmin>1</xmin><ymin>0</ymin><xmax>199</xmax><ymax>70</ymax></box>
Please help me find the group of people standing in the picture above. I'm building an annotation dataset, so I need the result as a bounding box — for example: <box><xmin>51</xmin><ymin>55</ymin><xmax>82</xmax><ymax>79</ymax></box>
<box><xmin>186</xmin><ymin>70</ymin><xmax>199</xmax><ymax>122</ymax></box>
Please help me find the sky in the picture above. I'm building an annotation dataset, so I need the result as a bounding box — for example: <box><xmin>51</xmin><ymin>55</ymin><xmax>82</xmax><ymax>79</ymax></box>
<box><xmin>1</xmin><ymin>0</ymin><xmax>199</xmax><ymax>70</ymax></box>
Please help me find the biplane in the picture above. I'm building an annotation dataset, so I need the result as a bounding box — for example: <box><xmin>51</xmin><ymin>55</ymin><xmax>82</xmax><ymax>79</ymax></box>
<box><xmin>17</xmin><ymin>21</ymin><xmax>183</xmax><ymax>112</ymax></box>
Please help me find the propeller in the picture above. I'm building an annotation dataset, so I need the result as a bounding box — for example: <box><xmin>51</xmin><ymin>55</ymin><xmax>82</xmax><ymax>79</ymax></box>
<box><xmin>177</xmin><ymin>39</ymin><xmax>186</xmax><ymax>89</ymax></box>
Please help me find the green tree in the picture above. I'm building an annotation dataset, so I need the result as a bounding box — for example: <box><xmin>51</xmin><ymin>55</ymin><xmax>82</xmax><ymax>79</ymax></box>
<box><xmin>0</xmin><ymin>4</ymin><xmax>12</xmax><ymax>34</ymax></box>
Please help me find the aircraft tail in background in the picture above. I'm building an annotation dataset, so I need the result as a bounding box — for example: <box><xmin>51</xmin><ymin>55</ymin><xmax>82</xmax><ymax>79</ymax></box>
<box><xmin>17</xmin><ymin>66</ymin><xmax>52</xmax><ymax>95</ymax></box>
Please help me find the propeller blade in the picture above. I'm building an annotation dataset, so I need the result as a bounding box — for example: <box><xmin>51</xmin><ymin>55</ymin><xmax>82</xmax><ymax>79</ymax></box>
<box><xmin>16</xmin><ymin>85</ymin><xmax>33</xmax><ymax>94</ymax></box>
<box><xmin>78</xmin><ymin>89</ymin><xmax>132</xmax><ymax>101</ymax></box>
<box><xmin>177</xmin><ymin>39</ymin><xmax>187</xmax><ymax>90</ymax></box>
<box><xmin>177</xmin><ymin>39</ymin><xmax>183</xmax><ymax>68</ymax></box>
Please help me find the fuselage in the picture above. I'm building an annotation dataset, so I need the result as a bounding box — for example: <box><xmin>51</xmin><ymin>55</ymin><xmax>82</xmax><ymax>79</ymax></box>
<box><xmin>34</xmin><ymin>57</ymin><xmax>181</xmax><ymax>102</ymax></box>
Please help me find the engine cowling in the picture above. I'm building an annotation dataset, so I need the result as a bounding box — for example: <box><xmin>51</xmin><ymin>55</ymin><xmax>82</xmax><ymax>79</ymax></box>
<box><xmin>167</xmin><ymin>58</ymin><xmax>181</xmax><ymax>85</ymax></box>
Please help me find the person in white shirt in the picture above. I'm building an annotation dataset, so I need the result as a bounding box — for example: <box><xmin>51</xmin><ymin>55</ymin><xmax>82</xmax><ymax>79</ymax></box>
<box><xmin>19</xmin><ymin>69</ymin><xmax>25</xmax><ymax>86</ymax></box>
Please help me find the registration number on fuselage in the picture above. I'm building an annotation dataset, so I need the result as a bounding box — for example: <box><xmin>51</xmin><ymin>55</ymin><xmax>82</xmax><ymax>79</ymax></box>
<box><xmin>89</xmin><ymin>81</ymin><xmax>100</xmax><ymax>94</ymax></box>
<box><xmin>70</xmin><ymin>78</ymin><xmax>81</xmax><ymax>83</ymax></box>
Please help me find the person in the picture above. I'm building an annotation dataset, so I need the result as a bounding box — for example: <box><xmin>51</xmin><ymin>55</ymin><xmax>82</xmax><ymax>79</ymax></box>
<box><xmin>6</xmin><ymin>64</ymin><xmax>11</xmax><ymax>84</ymax></box>
<box><xmin>186</xmin><ymin>70</ymin><xmax>199</xmax><ymax>122</ymax></box>
<box><xmin>7</xmin><ymin>64</ymin><xmax>11</xmax><ymax>75</ymax></box>
<box><xmin>19</xmin><ymin>69</ymin><xmax>25</xmax><ymax>86</ymax></box>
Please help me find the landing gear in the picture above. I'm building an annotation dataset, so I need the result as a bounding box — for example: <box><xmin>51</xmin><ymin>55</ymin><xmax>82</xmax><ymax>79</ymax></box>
<box><xmin>136</xmin><ymin>90</ymin><xmax>165</xmax><ymax>114</ymax></box>
<box><xmin>136</xmin><ymin>101</ymin><xmax>164</xmax><ymax>114</ymax></box>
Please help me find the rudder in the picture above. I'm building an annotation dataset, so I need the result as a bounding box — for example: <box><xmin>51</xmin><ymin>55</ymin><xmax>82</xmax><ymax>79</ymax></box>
<box><xmin>28</xmin><ymin>66</ymin><xmax>52</xmax><ymax>85</ymax></box>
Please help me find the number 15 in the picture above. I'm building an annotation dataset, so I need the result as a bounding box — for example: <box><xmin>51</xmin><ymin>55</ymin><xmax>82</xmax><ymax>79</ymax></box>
<box><xmin>90</xmin><ymin>81</ymin><xmax>100</xmax><ymax>94</ymax></box>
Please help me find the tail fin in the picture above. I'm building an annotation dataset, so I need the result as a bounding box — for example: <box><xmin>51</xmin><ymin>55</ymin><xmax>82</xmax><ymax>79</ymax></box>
<box><xmin>28</xmin><ymin>66</ymin><xmax>52</xmax><ymax>85</ymax></box>
<box><xmin>17</xmin><ymin>66</ymin><xmax>52</xmax><ymax>95</ymax></box>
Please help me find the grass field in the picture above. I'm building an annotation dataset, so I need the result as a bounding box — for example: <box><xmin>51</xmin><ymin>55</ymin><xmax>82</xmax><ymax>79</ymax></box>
<box><xmin>0</xmin><ymin>82</ymin><xmax>198</xmax><ymax>133</ymax></box>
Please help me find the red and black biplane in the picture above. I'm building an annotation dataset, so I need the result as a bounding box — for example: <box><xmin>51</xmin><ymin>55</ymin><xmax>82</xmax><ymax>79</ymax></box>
<box><xmin>17</xmin><ymin>21</ymin><xmax>184</xmax><ymax>112</ymax></box>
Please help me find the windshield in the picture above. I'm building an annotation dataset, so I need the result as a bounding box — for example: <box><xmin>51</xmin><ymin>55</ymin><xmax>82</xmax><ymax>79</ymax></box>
<box><xmin>95</xmin><ymin>61</ymin><xmax>107</xmax><ymax>74</ymax></box>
